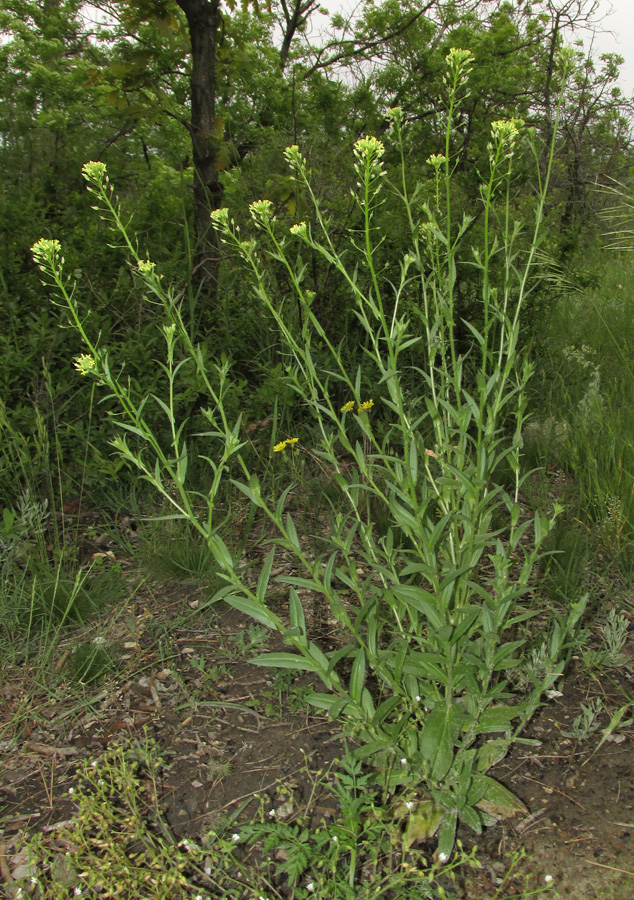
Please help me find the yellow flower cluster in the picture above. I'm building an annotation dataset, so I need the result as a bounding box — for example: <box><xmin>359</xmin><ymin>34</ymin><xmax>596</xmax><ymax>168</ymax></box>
<box><xmin>273</xmin><ymin>437</ymin><xmax>299</xmax><ymax>453</ymax></box>
<box><xmin>340</xmin><ymin>399</ymin><xmax>374</xmax><ymax>414</ymax></box>
<box><xmin>74</xmin><ymin>354</ymin><xmax>96</xmax><ymax>376</ymax></box>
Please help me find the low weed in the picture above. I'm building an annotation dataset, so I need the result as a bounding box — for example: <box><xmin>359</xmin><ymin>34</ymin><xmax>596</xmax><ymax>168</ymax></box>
<box><xmin>139</xmin><ymin>518</ymin><xmax>220</xmax><ymax>585</ymax></box>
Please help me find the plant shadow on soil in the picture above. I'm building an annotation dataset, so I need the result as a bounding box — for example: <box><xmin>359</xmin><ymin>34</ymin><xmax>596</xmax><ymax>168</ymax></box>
<box><xmin>1</xmin><ymin>513</ymin><xmax>634</xmax><ymax>900</ymax></box>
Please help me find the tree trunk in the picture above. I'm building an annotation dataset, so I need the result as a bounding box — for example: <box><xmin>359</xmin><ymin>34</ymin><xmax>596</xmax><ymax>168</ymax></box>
<box><xmin>176</xmin><ymin>0</ymin><xmax>222</xmax><ymax>305</ymax></box>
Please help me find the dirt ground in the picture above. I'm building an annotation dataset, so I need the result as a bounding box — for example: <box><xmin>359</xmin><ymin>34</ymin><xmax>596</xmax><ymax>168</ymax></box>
<box><xmin>2</xmin><ymin>540</ymin><xmax>634</xmax><ymax>899</ymax></box>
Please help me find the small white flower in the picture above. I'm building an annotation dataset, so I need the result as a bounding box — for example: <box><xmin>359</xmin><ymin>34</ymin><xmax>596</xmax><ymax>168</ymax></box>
<box><xmin>195</xmin><ymin>895</ymin><xmax>203</xmax><ymax>900</ymax></box>
<box><xmin>30</xmin><ymin>877</ymin><xmax>38</xmax><ymax>885</ymax></box>
<box><xmin>400</xmin><ymin>757</ymin><xmax>407</xmax><ymax>765</ymax></box>
<box><xmin>68</xmin><ymin>787</ymin><xmax>74</xmax><ymax>794</ymax></box>
<box><xmin>415</xmin><ymin>695</ymin><xmax>421</xmax><ymax>702</ymax></box>
<box><xmin>306</xmin><ymin>883</ymin><xmax>314</xmax><ymax>893</ymax></box>
<box><xmin>332</xmin><ymin>835</ymin><xmax>338</xmax><ymax>842</ymax></box>
<box><xmin>405</xmin><ymin>801</ymin><xmax>414</xmax><ymax>810</ymax></box>
<box><xmin>232</xmin><ymin>833</ymin><xmax>240</xmax><ymax>842</ymax></box>
<box><xmin>544</xmin><ymin>874</ymin><xmax>554</xmax><ymax>884</ymax></box>
<box><xmin>268</xmin><ymin>808</ymin><xmax>276</xmax><ymax>817</ymax></box>
<box><xmin>74</xmin><ymin>889</ymin><xmax>83</xmax><ymax>897</ymax></box>
<box><xmin>438</xmin><ymin>851</ymin><xmax>449</xmax><ymax>863</ymax></box>
<box><xmin>91</xmin><ymin>761</ymin><xmax>98</xmax><ymax>768</ymax></box>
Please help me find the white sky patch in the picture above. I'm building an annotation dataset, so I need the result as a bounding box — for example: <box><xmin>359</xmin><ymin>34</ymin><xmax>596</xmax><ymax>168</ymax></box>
<box><xmin>592</xmin><ymin>0</ymin><xmax>634</xmax><ymax>95</ymax></box>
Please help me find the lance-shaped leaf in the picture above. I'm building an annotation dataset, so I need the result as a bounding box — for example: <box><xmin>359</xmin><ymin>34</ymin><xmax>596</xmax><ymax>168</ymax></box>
<box><xmin>251</xmin><ymin>652</ymin><xmax>320</xmax><ymax>672</ymax></box>
<box><xmin>420</xmin><ymin>703</ymin><xmax>459</xmax><ymax>783</ymax></box>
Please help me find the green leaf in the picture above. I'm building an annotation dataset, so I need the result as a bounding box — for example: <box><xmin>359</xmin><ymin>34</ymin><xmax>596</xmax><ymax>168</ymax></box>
<box><xmin>224</xmin><ymin>594</ymin><xmax>279</xmax><ymax>629</ymax></box>
<box><xmin>251</xmin><ymin>652</ymin><xmax>319</xmax><ymax>672</ymax></box>
<box><xmin>351</xmin><ymin>738</ymin><xmax>392</xmax><ymax>760</ymax></box>
<box><xmin>307</xmin><ymin>692</ymin><xmax>339</xmax><ymax>712</ymax></box>
<box><xmin>231</xmin><ymin>478</ymin><xmax>264</xmax><ymax>507</ymax></box>
<box><xmin>256</xmin><ymin>547</ymin><xmax>275</xmax><ymax>603</ymax></box>
<box><xmin>458</xmin><ymin>804</ymin><xmax>483</xmax><ymax>834</ymax></box>
<box><xmin>420</xmin><ymin>703</ymin><xmax>458</xmax><ymax>782</ymax></box>
<box><xmin>391</xmin><ymin>586</ymin><xmax>445</xmax><ymax>630</ymax></box>
<box><xmin>289</xmin><ymin>587</ymin><xmax>306</xmax><ymax>637</ymax></box>
<box><xmin>208</xmin><ymin>534</ymin><xmax>234</xmax><ymax>572</ymax></box>
<box><xmin>350</xmin><ymin>649</ymin><xmax>366</xmax><ymax>703</ymax></box>
<box><xmin>476</xmin><ymin>738</ymin><xmax>511</xmax><ymax>773</ymax></box>
<box><xmin>473</xmin><ymin>706</ymin><xmax>520</xmax><ymax>734</ymax></box>
<box><xmin>388</xmin><ymin>497</ymin><xmax>418</xmax><ymax>532</ymax></box>
<box><xmin>372</xmin><ymin>696</ymin><xmax>400</xmax><ymax>727</ymax></box>
<box><xmin>436</xmin><ymin>810</ymin><xmax>457</xmax><ymax>859</ymax></box>
<box><xmin>408</xmin><ymin>437</ymin><xmax>418</xmax><ymax>485</ymax></box>
<box><xmin>285</xmin><ymin>513</ymin><xmax>301</xmax><ymax>550</ymax></box>
<box><xmin>470</xmin><ymin>774</ymin><xmax>527</xmax><ymax>819</ymax></box>
<box><xmin>403</xmin><ymin>652</ymin><xmax>448</xmax><ymax>685</ymax></box>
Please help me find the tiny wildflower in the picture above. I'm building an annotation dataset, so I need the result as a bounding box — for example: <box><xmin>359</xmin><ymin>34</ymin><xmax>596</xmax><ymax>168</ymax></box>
<box><xmin>426</xmin><ymin>153</ymin><xmax>447</xmax><ymax>168</ymax></box>
<box><xmin>332</xmin><ymin>835</ymin><xmax>338</xmax><ymax>842</ymax></box>
<box><xmin>306</xmin><ymin>883</ymin><xmax>314</xmax><ymax>893</ymax></box>
<box><xmin>284</xmin><ymin>144</ymin><xmax>306</xmax><ymax>173</ymax></box>
<box><xmin>491</xmin><ymin>118</ymin><xmax>523</xmax><ymax>144</ymax></box>
<box><xmin>249</xmin><ymin>199</ymin><xmax>276</xmax><ymax>227</ymax></box>
<box><xmin>68</xmin><ymin>787</ymin><xmax>75</xmax><ymax>794</ymax></box>
<box><xmin>415</xmin><ymin>695</ymin><xmax>421</xmax><ymax>701</ymax></box>
<box><xmin>74</xmin><ymin>888</ymin><xmax>83</xmax><ymax>896</ymax></box>
<box><xmin>31</xmin><ymin>237</ymin><xmax>62</xmax><ymax>258</ymax></box>
<box><xmin>74</xmin><ymin>354</ymin><xmax>96</xmax><ymax>376</ymax></box>
<box><xmin>385</xmin><ymin>106</ymin><xmax>404</xmax><ymax>128</ymax></box>
<box><xmin>195</xmin><ymin>895</ymin><xmax>203</xmax><ymax>900</ymax></box>
<box><xmin>82</xmin><ymin>160</ymin><xmax>107</xmax><ymax>180</ymax></box>
<box><xmin>405</xmin><ymin>801</ymin><xmax>414</xmax><ymax>810</ymax></box>
<box><xmin>353</xmin><ymin>136</ymin><xmax>386</xmax><ymax>180</ymax></box>
<box><xmin>232</xmin><ymin>833</ymin><xmax>241</xmax><ymax>843</ymax></box>
<box><xmin>445</xmin><ymin>47</ymin><xmax>474</xmax><ymax>70</ymax></box>
<box><xmin>31</xmin><ymin>877</ymin><xmax>38</xmax><ymax>885</ymax></box>
<box><xmin>290</xmin><ymin>221</ymin><xmax>307</xmax><ymax>238</ymax></box>
<box><xmin>273</xmin><ymin>441</ymin><xmax>288</xmax><ymax>452</ymax></box>
<box><xmin>400</xmin><ymin>757</ymin><xmax>407</xmax><ymax>765</ymax></box>
<box><xmin>357</xmin><ymin>399</ymin><xmax>374</xmax><ymax>413</ymax></box>
<box><xmin>544</xmin><ymin>875</ymin><xmax>554</xmax><ymax>884</ymax></box>
<box><xmin>209</xmin><ymin>207</ymin><xmax>230</xmax><ymax>231</ymax></box>
<box><xmin>340</xmin><ymin>400</ymin><xmax>354</xmax><ymax>413</ymax></box>
<box><xmin>438</xmin><ymin>851</ymin><xmax>449</xmax><ymax>863</ymax></box>
<box><xmin>268</xmin><ymin>808</ymin><xmax>276</xmax><ymax>817</ymax></box>
<box><xmin>286</xmin><ymin>437</ymin><xmax>299</xmax><ymax>445</ymax></box>
<box><xmin>136</xmin><ymin>259</ymin><xmax>156</xmax><ymax>276</ymax></box>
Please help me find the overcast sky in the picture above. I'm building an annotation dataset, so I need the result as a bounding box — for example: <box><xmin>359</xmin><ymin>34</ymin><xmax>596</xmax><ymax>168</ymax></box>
<box><xmin>592</xmin><ymin>0</ymin><xmax>634</xmax><ymax>95</ymax></box>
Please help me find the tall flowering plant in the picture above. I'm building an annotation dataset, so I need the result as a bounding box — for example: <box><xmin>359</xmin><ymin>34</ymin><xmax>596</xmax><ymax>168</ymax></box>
<box><xmin>32</xmin><ymin>48</ymin><xmax>586</xmax><ymax>859</ymax></box>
